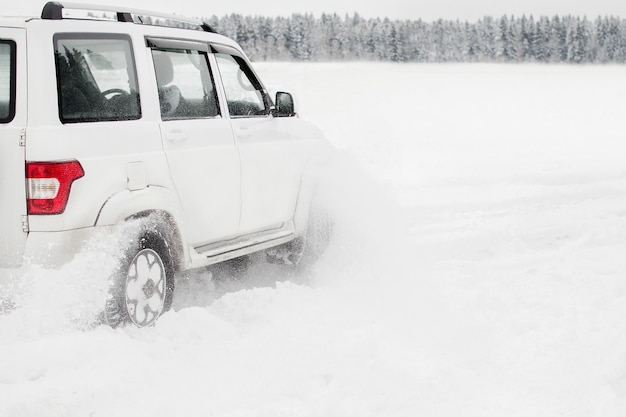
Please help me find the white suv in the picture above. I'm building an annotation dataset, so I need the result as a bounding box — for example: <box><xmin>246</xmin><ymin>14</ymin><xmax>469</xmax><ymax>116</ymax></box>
<box><xmin>0</xmin><ymin>2</ymin><xmax>330</xmax><ymax>327</ymax></box>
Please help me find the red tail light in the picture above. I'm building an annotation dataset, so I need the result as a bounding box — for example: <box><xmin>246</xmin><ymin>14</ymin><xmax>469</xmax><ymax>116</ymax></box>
<box><xmin>26</xmin><ymin>161</ymin><xmax>84</xmax><ymax>215</ymax></box>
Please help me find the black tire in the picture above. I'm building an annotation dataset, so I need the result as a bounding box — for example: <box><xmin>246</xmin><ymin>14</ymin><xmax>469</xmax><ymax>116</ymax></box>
<box><xmin>266</xmin><ymin>206</ymin><xmax>332</xmax><ymax>268</ymax></box>
<box><xmin>300</xmin><ymin>207</ymin><xmax>333</xmax><ymax>266</ymax></box>
<box><xmin>104</xmin><ymin>229</ymin><xmax>175</xmax><ymax>328</ymax></box>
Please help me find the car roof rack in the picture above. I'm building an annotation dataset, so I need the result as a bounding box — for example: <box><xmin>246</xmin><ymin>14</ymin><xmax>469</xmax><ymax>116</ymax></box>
<box><xmin>40</xmin><ymin>1</ymin><xmax>218</xmax><ymax>33</ymax></box>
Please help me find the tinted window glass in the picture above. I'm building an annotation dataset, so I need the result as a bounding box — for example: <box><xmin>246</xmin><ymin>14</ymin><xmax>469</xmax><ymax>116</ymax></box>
<box><xmin>0</xmin><ymin>41</ymin><xmax>16</xmax><ymax>123</ymax></box>
<box><xmin>151</xmin><ymin>48</ymin><xmax>220</xmax><ymax>120</ymax></box>
<box><xmin>215</xmin><ymin>53</ymin><xmax>268</xmax><ymax>117</ymax></box>
<box><xmin>55</xmin><ymin>34</ymin><xmax>140</xmax><ymax>123</ymax></box>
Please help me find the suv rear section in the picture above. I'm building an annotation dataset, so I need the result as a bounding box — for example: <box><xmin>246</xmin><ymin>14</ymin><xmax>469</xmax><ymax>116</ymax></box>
<box><xmin>23</xmin><ymin>21</ymin><xmax>171</xmax><ymax>268</ymax></box>
<box><xmin>1</xmin><ymin>17</ymin><xmax>171</xmax><ymax>268</ymax></box>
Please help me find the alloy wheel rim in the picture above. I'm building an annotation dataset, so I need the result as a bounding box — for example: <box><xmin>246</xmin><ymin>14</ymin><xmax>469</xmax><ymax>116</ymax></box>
<box><xmin>125</xmin><ymin>248</ymin><xmax>166</xmax><ymax>327</ymax></box>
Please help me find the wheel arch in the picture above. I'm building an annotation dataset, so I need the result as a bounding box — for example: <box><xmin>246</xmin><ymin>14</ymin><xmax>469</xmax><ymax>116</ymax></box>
<box><xmin>125</xmin><ymin>209</ymin><xmax>185</xmax><ymax>272</ymax></box>
<box><xmin>94</xmin><ymin>186</ymin><xmax>190</xmax><ymax>271</ymax></box>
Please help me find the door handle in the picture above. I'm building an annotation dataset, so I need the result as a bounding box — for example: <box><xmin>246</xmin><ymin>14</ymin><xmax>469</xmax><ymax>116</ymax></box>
<box><xmin>236</xmin><ymin>126</ymin><xmax>252</xmax><ymax>139</ymax></box>
<box><xmin>166</xmin><ymin>132</ymin><xmax>187</xmax><ymax>143</ymax></box>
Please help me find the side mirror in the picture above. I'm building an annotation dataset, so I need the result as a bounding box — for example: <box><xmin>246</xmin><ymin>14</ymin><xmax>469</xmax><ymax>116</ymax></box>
<box><xmin>273</xmin><ymin>91</ymin><xmax>296</xmax><ymax>117</ymax></box>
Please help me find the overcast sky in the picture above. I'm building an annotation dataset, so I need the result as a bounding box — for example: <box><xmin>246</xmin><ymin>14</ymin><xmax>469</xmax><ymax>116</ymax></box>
<box><xmin>10</xmin><ymin>0</ymin><xmax>626</xmax><ymax>21</ymax></box>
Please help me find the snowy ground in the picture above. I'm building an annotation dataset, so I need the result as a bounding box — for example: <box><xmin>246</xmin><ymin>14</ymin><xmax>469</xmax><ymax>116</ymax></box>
<box><xmin>2</xmin><ymin>63</ymin><xmax>626</xmax><ymax>416</ymax></box>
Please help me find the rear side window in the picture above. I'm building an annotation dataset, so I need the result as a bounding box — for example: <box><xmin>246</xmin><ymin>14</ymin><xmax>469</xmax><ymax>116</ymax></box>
<box><xmin>0</xmin><ymin>40</ymin><xmax>16</xmax><ymax>123</ymax></box>
<box><xmin>54</xmin><ymin>34</ymin><xmax>140</xmax><ymax>123</ymax></box>
<box><xmin>151</xmin><ymin>48</ymin><xmax>220</xmax><ymax>120</ymax></box>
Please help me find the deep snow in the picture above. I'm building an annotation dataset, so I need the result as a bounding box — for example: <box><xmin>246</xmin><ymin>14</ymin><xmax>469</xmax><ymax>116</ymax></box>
<box><xmin>2</xmin><ymin>63</ymin><xmax>626</xmax><ymax>416</ymax></box>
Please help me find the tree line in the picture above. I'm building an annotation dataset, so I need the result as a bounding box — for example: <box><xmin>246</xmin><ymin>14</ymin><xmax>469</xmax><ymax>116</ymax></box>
<box><xmin>202</xmin><ymin>13</ymin><xmax>626</xmax><ymax>63</ymax></box>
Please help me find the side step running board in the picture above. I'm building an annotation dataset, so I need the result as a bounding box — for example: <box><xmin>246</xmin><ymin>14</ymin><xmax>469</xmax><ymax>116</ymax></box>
<box><xmin>192</xmin><ymin>229</ymin><xmax>294</xmax><ymax>267</ymax></box>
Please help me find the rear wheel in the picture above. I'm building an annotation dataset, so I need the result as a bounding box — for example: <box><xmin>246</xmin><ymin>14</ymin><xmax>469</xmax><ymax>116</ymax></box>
<box><xmin>104</xmin><ymin>229</ymin><xmax>175</xmax><ymax>328</ymax></box>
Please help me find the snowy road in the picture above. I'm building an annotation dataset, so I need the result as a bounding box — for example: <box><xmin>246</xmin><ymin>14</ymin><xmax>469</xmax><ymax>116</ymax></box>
<box><xmin>2</xmin><ymin>63</ymin><xmax>626</xmax><ymax>416</ymax></box>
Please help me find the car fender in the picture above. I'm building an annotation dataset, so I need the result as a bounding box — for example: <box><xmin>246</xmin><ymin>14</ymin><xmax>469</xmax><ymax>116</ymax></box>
<box><xmin>293</xmin><ymin>150</ymin><xmax>331</xmax><ymax>237</ymax></box>
<box><xmin>289</xmin><ymin>121</ymin><xmax>333</xmax><ymax>236</ymax></box>
<box><xmin>293</xmin><ymin>170</ymin><xmax>315</xmax><ymax>237</ymax></box>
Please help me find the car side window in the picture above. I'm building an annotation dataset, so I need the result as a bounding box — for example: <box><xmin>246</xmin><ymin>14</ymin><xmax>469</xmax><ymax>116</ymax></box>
<box><xmin>0</xmin><ymin>40</ymin><xmax>16</xmax><ymax>123</ymax></box>
<box><xmin>151</xmin><ymin>48</ymin><xmax>220</xmax><ymax>120</ymax></box>
<box><xmin>215</xmin><ymin>53</ymin><xmax>268</xmax><ymax>117</ymax></box>
<box><xmin>54</xmin><ymin>34</ymin><xmax>140</xmax><ymax>123</ymax></box>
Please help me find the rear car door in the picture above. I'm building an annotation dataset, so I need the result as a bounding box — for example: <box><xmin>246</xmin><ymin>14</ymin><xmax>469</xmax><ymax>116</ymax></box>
<box><xmin>149</xmin><ymin>39</ymin><xmax>241</xmax><ymax>246</ymax></box>
<box><xmin>0</xmin><ymin>29</ymin><xmax>27</xmax><ymax>267</ymax></box>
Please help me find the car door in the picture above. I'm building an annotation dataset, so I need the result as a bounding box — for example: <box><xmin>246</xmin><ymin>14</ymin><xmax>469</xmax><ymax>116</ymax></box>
<box><xmin>149</xmin><ymin>39</ymin><xmax>240</xmax><ymax>246</ymax></box>
<box><xmin>213</xmin><ymin>49</ymin><xmax>302</xmax><ymax>235</ymax></box>
<box><xmin>0</xmin><ymin>30</ymin><xmax>27</xmax><ymax>267</ymax></box>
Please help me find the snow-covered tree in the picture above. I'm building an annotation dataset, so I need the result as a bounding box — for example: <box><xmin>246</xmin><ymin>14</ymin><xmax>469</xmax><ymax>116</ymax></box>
<box><xmin>201</xmin><ymin>12</ymin><xmax>626</xmax><ymax>63</ymax></box>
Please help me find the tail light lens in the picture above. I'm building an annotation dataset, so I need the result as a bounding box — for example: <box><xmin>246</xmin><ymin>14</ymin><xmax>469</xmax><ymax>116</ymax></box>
<box><xmin>26</xmin><ymin>161</ymin><xmax>84</xmax><ymax>215</ymax></box>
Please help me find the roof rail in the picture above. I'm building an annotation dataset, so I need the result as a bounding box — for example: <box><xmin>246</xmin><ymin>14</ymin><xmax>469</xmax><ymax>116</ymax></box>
<box><xmin>40</xmin><ymin>1</ymin><xmax>218</xmax><ymax>33</ymax></box>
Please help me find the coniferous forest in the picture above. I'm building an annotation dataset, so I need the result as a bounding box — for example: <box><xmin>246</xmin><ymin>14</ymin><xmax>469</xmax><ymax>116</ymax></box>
<box><xmin>203</xmin><ymin>13</ymin><xmax>626</xmax><ymax>63</ymax></box>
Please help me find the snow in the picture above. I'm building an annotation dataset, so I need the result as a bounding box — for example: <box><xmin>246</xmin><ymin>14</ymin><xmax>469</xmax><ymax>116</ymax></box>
<box><xmin>2</xmin><ymin>63</ymin><xmax>626</xmax><ymax>416</ymax></box>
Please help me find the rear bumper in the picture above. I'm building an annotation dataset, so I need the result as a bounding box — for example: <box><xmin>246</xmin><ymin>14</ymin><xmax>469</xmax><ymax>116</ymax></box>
<box><xmin>13</xmin><ymin>226</ymin><xmax>114</xmax><ymax>269</ymax></box>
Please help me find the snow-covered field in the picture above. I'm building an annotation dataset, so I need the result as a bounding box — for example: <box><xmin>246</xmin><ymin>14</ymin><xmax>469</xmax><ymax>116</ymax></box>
<box><xmin>2</xmin><ymin>63</ymin><xmax>626</xmax><ymax>416</ymax></box>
